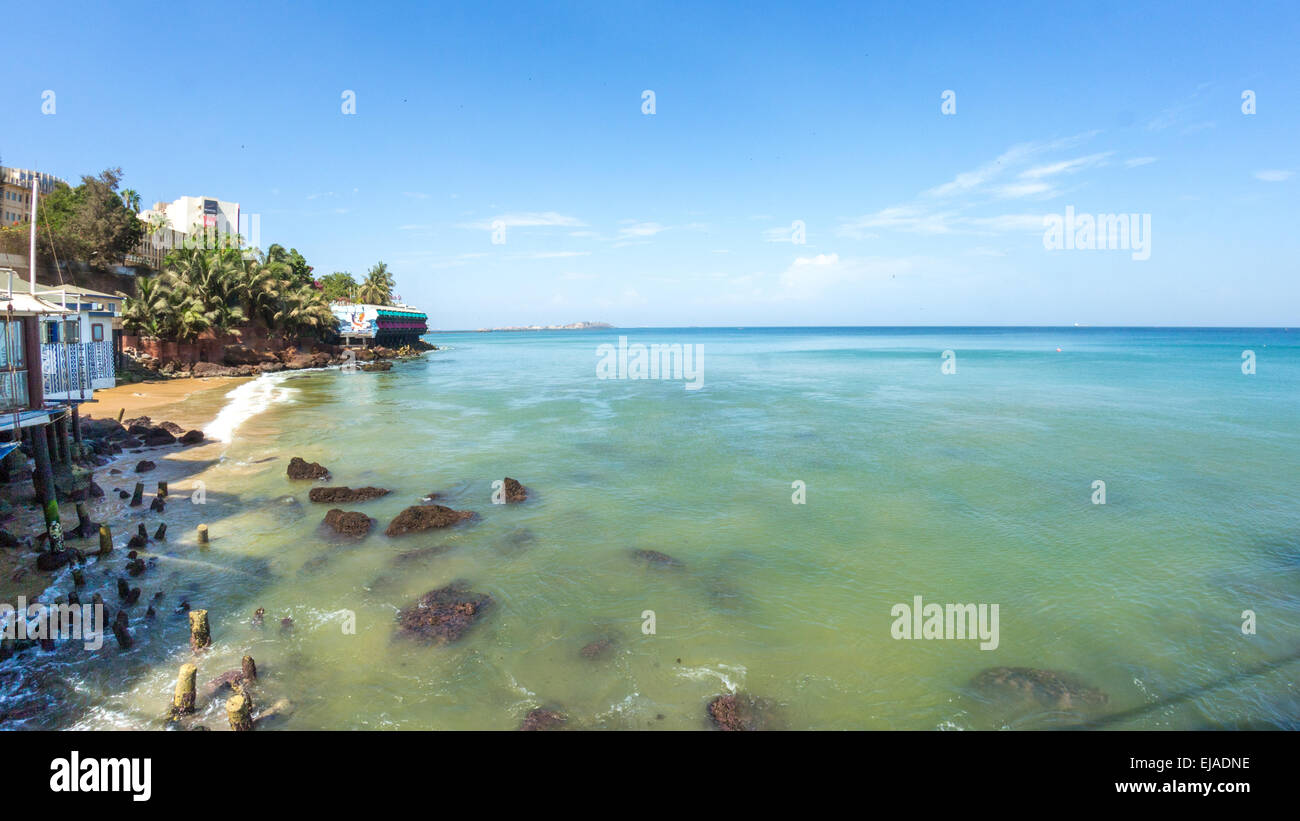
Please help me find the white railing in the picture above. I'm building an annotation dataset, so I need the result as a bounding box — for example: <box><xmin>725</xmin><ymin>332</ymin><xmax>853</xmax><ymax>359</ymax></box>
<box><xmin>40</xmin><ymin>340</ymin><xmax>114</xmax><ymax>397</ymax></box>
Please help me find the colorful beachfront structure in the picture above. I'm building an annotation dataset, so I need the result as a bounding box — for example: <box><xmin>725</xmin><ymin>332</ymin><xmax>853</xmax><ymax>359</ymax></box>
<box><xmin>330</xmin><ymin>302</ymin><xmax>428</xmax><ymax>348</ymax></box>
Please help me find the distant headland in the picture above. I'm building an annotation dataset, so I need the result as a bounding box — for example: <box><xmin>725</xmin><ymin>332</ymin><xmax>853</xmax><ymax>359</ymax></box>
<box><xmin>474</xmin><ymin>321</ymin><xmax>613</xmax><ymax>332</ymax></box>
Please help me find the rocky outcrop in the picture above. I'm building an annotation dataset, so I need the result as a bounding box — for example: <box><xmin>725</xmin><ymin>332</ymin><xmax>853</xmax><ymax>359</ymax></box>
<box><xmin>323</xmin><ymin>509</ymin><xmax>372</xmax><ymax>538</ymax></box>
<box><xmin>360</xmin><ymin>361</ymin><xmax>392</xmax><ymax>372</ymax></box>
<box><xmin>395</xmin><ymin>583</ymin><xmax>491</xmax><ymax>644</ymax></box>
<box><xmin>502</xmin><ymin>477</ymin><xmax>527</xmax><ymax>503</ymax></box>
<box><xmin>707</xmin><ymin>693</ymin><xmax>765</xmax><ymax>731</ymax></box>
<box><xmin>286</xmin><ymin>457</ymin><xmax>330</xmax><ymax>480</ymax></box>
<box><xmin>178</xmin><ymin>430</ymin><xmax>205</xmax><ymax>445</ymax></box>
<box><xmin>223</xmin><ymin>344</ymin><xmax>280</xmax><ymax>367</ymax></box>
<box><xmin>135</xmin><ymin>460</ymin><xmax>156</xmax><ymax>473</ymax></box>
<box><xmin>385</xmin><ymin>505</ymin><xmax>474</xmax><ymax>537</ymax></box>
<box><xmin>143</xmin><ymin>427</ymin><xmax>177</xmax><ymax>447</ymax></box>
<box><xmin>308</xmin><ymin>486</ymin><xmax>390</xmax><ymax>504</ymax></box>
<box><xmin>969</xmin><ymin>667</ymin><xmax>1109</xmax><ymax>709</ymax></box>
<box><xmin>192</xmin><ymin>361</ymin><xmax>244</xmax><ymax>378</ymax></box>
<box><xmin>519</xmin><ymin>709</ymin><xmax>566</xmax><ymax>731</ymax></box>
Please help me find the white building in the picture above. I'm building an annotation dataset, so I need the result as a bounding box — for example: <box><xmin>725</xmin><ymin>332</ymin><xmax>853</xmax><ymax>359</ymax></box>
<box><xmin>138</xmin><ymin>195</ymin><xmax>240</xmax><ymax>237</ymax></box>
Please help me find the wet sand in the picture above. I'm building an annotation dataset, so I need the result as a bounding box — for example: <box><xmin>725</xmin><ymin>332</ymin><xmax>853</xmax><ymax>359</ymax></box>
<box><xmin>87</xmin><ymin>377</ymin><xmax>251</xmax><ymax>430</ymax></box>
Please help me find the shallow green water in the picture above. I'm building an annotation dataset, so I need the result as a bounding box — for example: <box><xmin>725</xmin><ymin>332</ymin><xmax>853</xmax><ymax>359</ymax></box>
<box><xmin>7</xmin><ymin>327</ymin><xmax>1299</xmax><ymax>729</ymax></box>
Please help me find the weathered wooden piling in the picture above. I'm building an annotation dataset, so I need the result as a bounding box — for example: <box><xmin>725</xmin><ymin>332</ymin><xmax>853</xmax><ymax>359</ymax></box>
<box><xmin>226</xmin><ymin>692</ymin><xmax>253</xmax><ymax>731</ymax></box>
<box><xmin>73</xmin><ymin>502</ymin><xmax>95</xmax><ymax>539</ymax></box>
<box><xmin>71</xmin><ymin>568</ymin><xmax>85</xmax><ymax>587</ymax></box>
<box><xmin>150</xmin><ymin>496</ymin><xmax>165</xmax><ymax>513</ymax></box>
<box><xmin>28</xmin><ymin>422</ymin><xmax>65</xmax><ymax>555</ymax></box>
<box><xmin>157</xmin><ymin>481</ymin><xmax>168</xmax><ymax>499</ymax></box>
<box><xmin>197</xmin><ymin>524</ymin><xmax>209</xmax><ymax>545</ymax></box>
<box><xmin>55</xmin><ymin>415</ymin><xmax>72</xmax><ymax>472</ymax></box>
<box><xmin>71</xmin><ymin>405</ymin><xmax>83</xmax><ymax>444</ymax></box>
<box><xmin>241</xmin><ymin>655</ymin><xmax>257</xmax><ymax>683</ymax></box>
<box><xmin>98</xmin><ymin>524</ymin><xmax>113</xmax><ymax>556</ymax></box>
<box><xmin>112</xmin><ymin>611</ymin><xmax>132</xmax><ymax>649</ymax></box>
<box><xmin>116</xmin><ymin>407</ymin><xmax>125</xmax><ymax>423</ymax></box>
<box><xmin>153</xmin><ymin>522</ymin><xmax>167</xmax><ymax>541</ymax></box>
<box><xmin>189</xmin><ymin>609</ymin><xmax>211</xmax><ymax>650</ymax></box>
<box><xmin>130</xmin><ymin>482</ymin><xmax>144</xmax><ymax>507</ymax></box>
<box><xmin>137</xmin><ymin>523</ymin><xmax>149</xmax><ymax>542</ymax></box>
<box><xmin>172</xmin><ymin>663</ymin><xmax>197</xmax><ymax>715</ymax></box>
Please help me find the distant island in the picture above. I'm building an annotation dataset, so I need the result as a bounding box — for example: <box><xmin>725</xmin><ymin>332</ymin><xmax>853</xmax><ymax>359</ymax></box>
<box><xmin>475</xmin><ymin>321</ymin><xmax>614</xmax><ymax>332</ymax></box>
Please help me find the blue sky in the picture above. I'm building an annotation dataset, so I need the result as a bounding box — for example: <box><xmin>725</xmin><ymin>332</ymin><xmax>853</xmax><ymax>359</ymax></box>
<box><xmin>4</xmin><ymin>1</ymin><xmax>1298</xmax><ymax>327</ymax></box>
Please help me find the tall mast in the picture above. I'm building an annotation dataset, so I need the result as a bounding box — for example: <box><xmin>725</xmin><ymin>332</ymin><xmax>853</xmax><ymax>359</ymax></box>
<box><xmin>29</xmin><ymin>175</ymin><xmax>39</xmax><ymax>293</ymax></box>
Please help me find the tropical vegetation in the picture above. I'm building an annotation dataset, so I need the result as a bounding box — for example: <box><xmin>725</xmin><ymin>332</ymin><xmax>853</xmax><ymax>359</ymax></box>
<box><xmin>122</xmin><ymin>244</ymin><xmax>335</xmax><ymax>342</ymax></box>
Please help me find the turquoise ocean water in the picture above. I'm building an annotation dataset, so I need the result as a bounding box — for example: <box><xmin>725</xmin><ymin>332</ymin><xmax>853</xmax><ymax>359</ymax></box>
<box><xmin>6</xmin><ymin>327</ymin><xmax>1299</xmax><ymax>729</ymax></box>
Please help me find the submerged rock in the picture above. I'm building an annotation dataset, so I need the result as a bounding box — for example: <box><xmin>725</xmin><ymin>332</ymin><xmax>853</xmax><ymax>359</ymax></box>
<box><xmin>969</xmin><ymin>667</ymin><xmax>1109</xmax><ymax>710</ymax></box>
<box><xmin>135</xmin><ymin>460</ymin><xmax>156</xmax><ymax>473</ymax></box>
<box><xmin>392</xmin><ymin>544</ymin><xmax>454</xmax><ymax>563</ymax></box>
<box><xmin>385</xmin><ymin>504</ymin><xmax>474</xmax><ymax>537</ymax></box>
<box><xmin>707</xmin><ymin>693</ymin><xmax>765</xmax><ymax>731</ymax></box>
<box><xmin>519</xmin><ymin>708</ymin><xmax>566</xmax><ymax>731</ymax></box>
<box><xmin>395</xmin><ymin>583</ymin><xmax>491</xmax><ymax>644</ymax></box>
<box><xmin>286</xmin><ymin>457</ymin><xmax>330</xmax><ymax>480</ymax></box>
<box><xmin>323</xmin><ymin>509</ymin><xmax>372</xmax><ymax>538</ymax></box>
<box><xmin>631</xmin><ymin>549</ymin><xmax>684</xmax><ymax>567</ymax></box>
<box><xmin>360</xmin><ymin>361</ymin><xmax>392</xmax><ymax>372</ymax></box>
<box><xmin>579</xmin><ymin>637</ymin><xmax>615</xmax><ymax>660</ymax></box>
<box><xmin>308</xmin><ymin>486</ymin><xmax>390</xmax><ymax>504</ymax></box>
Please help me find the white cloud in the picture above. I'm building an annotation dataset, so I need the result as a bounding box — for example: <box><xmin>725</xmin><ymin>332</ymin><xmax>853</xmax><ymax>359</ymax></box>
<box><xmin>1254</xmin><ymin>169</ymin><xmax>1294</xmax><ymax>182</ymax></box>
<box><xmin>1125</xmin><ymin>157</ymin><xmax>1157</xmax><ymax>168</ymax></box>
<box><xmin>459</xmin><ymin>211</ymin><xmax>586</xmax><ymax>230</ymax></box>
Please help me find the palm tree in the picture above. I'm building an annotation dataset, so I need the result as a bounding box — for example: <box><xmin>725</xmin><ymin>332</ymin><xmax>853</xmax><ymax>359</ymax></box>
<box><xmin>120</xmin><ymin>189</ymin><xmax>142</xmax><ymax>213</ymax></box>
<box><xmin>122</xmin><ymin>276</ymin><xmax>170</xmax><ymax>337</ymax></box>
<box><xmin>357</xmin><ymin>261</ymin><xmax>395</xmax><ymax>305</ymax></box>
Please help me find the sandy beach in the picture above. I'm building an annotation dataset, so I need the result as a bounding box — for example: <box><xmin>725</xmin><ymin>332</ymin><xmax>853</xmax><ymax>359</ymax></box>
<box><xmin>85</xmin><ymin>377</ymin><xmax>251</xmax><ymax>431</ymax></box>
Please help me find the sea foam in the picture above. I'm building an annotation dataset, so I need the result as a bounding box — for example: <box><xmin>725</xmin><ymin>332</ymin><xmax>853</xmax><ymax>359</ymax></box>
<box><xmin>204</xmin><ymin>374</ymin><xmax>297</xmax><ymax>443</ymax></box>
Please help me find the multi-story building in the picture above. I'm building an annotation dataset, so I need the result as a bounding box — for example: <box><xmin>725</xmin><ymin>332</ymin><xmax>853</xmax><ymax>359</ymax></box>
<box><xmin>137</xmin><ymin>196</ymin><xmax>240</xmax><ymax>237</ymax></box>
<box><xmin>0</xmin><ymin>166</ymin><xmax>67</xmax><ymax>227</ymax></box>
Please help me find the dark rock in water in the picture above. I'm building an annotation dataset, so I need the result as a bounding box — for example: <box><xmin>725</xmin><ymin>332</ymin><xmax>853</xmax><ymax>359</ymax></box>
<box><xmin>502</xmin><ymin>477</ymin><xmax>527</xmax><ymax>503</ymax></box>
<box><xmin>117</xmin><ymin>489</ymin><xmax>130</xmax><ymax>499</ymax></box>
<box><xmin>393</xmin><ymin>545</ymin><xmax>454</xmax><ymax>563</ymax></box>
<box><xmin>385</xmin><ymin>505</ymin><xmax>474</xmax><ymax>537</ymax></box>
<box><xmin>89</xmin><ymin>481</ymin><xmax>104</xmax><ymax>498</ymax></box>
<box><xmin>309</xmin><ymin>486</ymin><xmax>390</xmax><ymax>504</ymax></box>
<box><xmin>287</xmin><ymin>457</ymin><xmax>330</xmax><ymax>480</ymax></box>
<box><xmin>150</xmin><ymin>497</ymin><xmax>165</xmax><ymax>513</ymax></box>
<box><xmin>300</xmin><ymin>554</ymin><xmax>332</xmax><ymax>575</ymax></box>
<box><xmin>323</xmin><ymin>509</ymin><xmax>372</xmax><ymax>538</ymax></box>
<box><xmin>969</xmin><ymin>667</ymin><xmax>1109</xmax><ymax>710</ymax></box>
<box><xmin>109</xmin><ymin>468</ymin><xmax>122</xmax><ymax>476</ymax></box>
<box><xmin>395</xmin><ymin>583</ymin><xmax>491</xmax><ymax>644</ymax></box>
<box><xmin>121</xmin><ymin>437</ymin><xmax>143</xmax><ymax>449</ymax></box>
<box><xmin>0</xmin><ymin>530</ymin><xmax>17</xmax><ymax>549</ymax></box>
<box><xmin>126</xmin><ymin>557</ymin><xmax>146</xmax><ymax>577</ymax></box>
<box><xmin>360</xmin><ymin>361</ymin><xmax>392</xmax><ymax>372</ymax></box>
<box><xmin>158</xmin><ymin>421</ymin><xmax>185</xmax><ymax>435</ymax></box>
<box><xmin>631</xmin><ymin>549</ymin><xmax>684</xmax><ymax>567</ymax></box>
<box><xmin>280</xmin><ymin>617</ymin><xmax>294</xmax><ymax>635</ymax></box>
<box><xmin>707</xmin><ymin>693</ymin><xmax>765</xmax><ymax>731</ymax></box>
<box><xmin>81</xmin><ymin>417</ymin><xmax>127</xmax><ymax>440</ymax></box>
<box><xmin>36</xmin><ymin>550</ymin><xmax>74</xmax><ymax>571</ymax></box>
<box><xmin>135</xmin><ymin>460</ymin><xmax>156</xmax><ymax>473</ymax></box>
<box><xmin>179</xmin><ymin>430</ymin><xmax>204</xmax><ymax>445</ymax></box>
<box><xmin>519</xmin><ymin>708</ymin><xmax>566</xmax><ymax>731</ymax></box>
<box><xmin>143</xmin><ymin>427</ymin><xmax>177</xmax><ymax>447</ymax></box>
<box><xmin>579</xmin><ymin>638</ymin><xmax>615</xmax><ymax>660</ymax></box>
